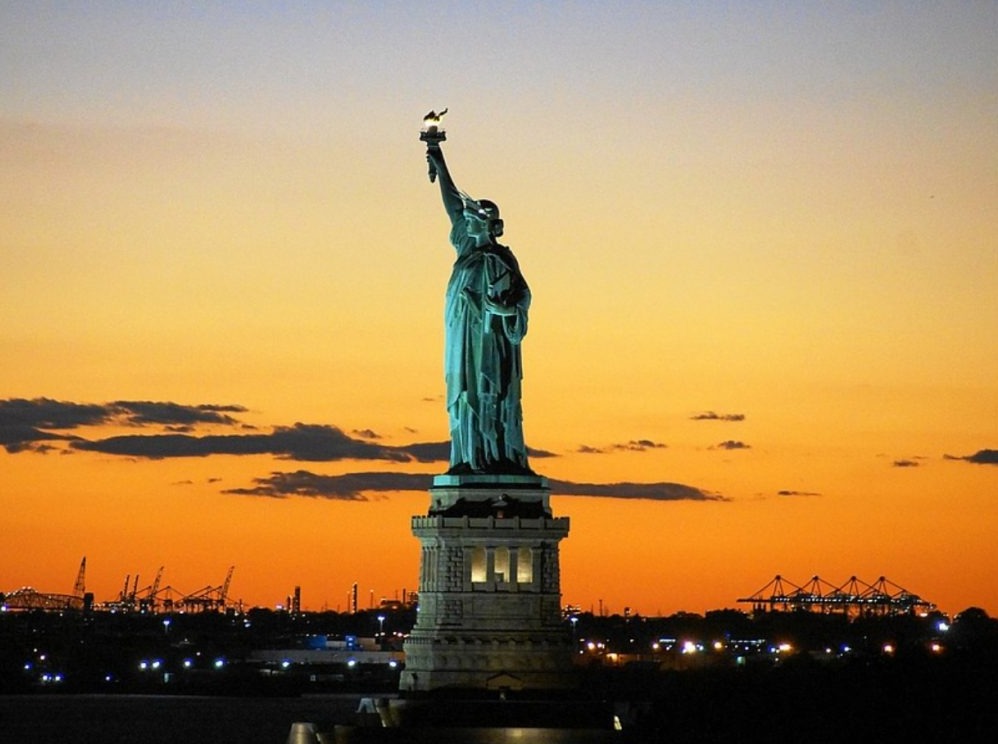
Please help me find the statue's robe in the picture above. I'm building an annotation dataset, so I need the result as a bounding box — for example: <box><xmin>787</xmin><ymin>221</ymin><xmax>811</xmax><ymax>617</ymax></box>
<box><xmin>444</xmin><ymin>223</ymin><xmax>531</xmax><ymax>473</ymax></box>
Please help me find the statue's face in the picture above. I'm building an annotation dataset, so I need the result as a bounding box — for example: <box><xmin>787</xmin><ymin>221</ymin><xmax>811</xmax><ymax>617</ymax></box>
<box><xmin>464</xmin><ymin>211</ymin><xmax>490</xmax><ymax>238</ymax></box>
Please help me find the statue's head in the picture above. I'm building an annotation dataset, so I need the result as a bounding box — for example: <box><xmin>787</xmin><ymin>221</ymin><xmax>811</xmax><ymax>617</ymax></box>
<box><xmin>464</xmin><ymin>198</ymin><xmax>504</xmax><ymax>238</ymax></box>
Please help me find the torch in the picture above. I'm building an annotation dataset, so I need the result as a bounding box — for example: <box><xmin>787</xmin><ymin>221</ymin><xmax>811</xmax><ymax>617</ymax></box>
<box><xmin>420</xmin><ymin>108</ymin><xmax>447</xmax><ymax>182</ymax></box>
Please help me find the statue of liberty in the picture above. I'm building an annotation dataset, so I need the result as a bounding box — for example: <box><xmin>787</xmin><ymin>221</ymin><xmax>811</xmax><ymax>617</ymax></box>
<box><xmin>423</xmin><ymin>119</ymin><xmax>533</xmax><ymax>475</ymax></box>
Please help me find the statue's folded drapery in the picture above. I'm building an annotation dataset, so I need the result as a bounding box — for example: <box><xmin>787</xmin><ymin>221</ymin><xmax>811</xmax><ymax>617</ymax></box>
<box><xmin>425</xmin><ymin>144</ymin><xmax>533</xmax><ymax>474</ymax></box>
<box><xmin>444</xmin><ymin>222</ymin><xmax>531</xmax><ymax>473</ymax></box>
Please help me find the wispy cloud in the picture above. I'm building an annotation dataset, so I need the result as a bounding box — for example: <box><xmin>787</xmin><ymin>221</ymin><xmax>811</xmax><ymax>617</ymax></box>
<box><xmin>112</xmin><ymin>400</ymin><xmax>246</xmax><ymax>426</ymax></box>
<box><xmin>777</xmin><ymin>490</ymin><xmax>822</xmax><ymax>497</ymax></box>
<box><xmin>550</xmin><ymin>479</ymin><xmax>724</xmax><ymax>501</ymax></box>
<box><xmin>225</xmin><ymin>470</ymin><xmax>432</xmax><ymax>499</ymax></box>
<box><xmin>224</xmin><ymin>470</ymin><xmax>723</xmax><ymax>502</ymax></box>
<box><xmin>892</xmin><ymin>458</ymin><xmax>921</xmax><ymax>468</ymax></box>
<box><xmin>577</xmin><ymin>439</ymin><xmax>667</xmax><ymax>455</ymax></box>
<box><xmin>713</xmin><ymin>440</ymin><xmax>751</xmax><ymax>450</ymax></box>
<box><xmin>614</xmin><ymin>439</ymin><xmax>667</xmax><ymax>451</ymax></box>
<box><xmin>691</xmin><ymin>411</ymin><xmax>745</xmax><ymax>422</ymax></box>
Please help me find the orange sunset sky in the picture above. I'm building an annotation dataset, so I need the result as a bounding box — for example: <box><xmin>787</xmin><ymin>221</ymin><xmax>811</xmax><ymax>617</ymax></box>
<box><xmin>2</xmin><ymin>3</ymin><xmax>996</xmax><ymax>617</ymax></box>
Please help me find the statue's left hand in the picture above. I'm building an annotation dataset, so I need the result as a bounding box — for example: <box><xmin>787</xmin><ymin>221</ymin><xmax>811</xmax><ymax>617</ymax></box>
<box><xmin>483</xmin><ymin>295</ymin><xmax>516</xmax><ymax>317</ymax></box>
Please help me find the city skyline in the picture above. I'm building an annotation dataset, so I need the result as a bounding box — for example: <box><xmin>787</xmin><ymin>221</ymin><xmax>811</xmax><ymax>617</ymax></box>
<box><xmin>2</xmin><ymin>3</ymin><xmax>996</xmax><ymax>617</ymax></box>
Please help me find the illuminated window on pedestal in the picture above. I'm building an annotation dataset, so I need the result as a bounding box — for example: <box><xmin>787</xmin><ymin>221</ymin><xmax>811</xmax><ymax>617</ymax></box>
<box><xmin>470</xmin><ymin>547</ymin><xmax>486</xmax><ymax>582</ymax></box>
<box><xmin>494</xmin><ymin>547</ymin><xmax>510</xmax><ymax>582</ymax></box>
<box><xmin>517</xmin><ymin>547</ymin><xmax>533</xmax><ymax>583</ymax></box>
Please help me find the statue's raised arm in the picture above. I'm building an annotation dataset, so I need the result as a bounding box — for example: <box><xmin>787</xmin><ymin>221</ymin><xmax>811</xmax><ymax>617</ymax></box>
<box><xmin>420</xmin><ymin>109</ymin><xmax>463</xmax><ymax>225</ymax></box>
<box><xmin>426</xmin><ymin>146</ymin><xmax>464</xmax><ymax>226</ymax></box>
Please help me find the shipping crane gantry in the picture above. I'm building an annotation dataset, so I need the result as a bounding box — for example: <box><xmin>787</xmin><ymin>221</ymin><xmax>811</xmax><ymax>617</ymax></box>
<box><xmin>2</xmin><ymin>560</ymin><xmax>238</xmax><ymax>614</ymax></box>
<box><xmin>738</xmin><ymin>575</ymin><xmax>936</xmax><ymax>616</ymax></box>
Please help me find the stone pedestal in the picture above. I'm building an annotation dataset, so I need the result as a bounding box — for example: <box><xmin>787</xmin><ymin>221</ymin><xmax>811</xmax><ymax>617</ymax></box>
<box><xmin>400</xmin><ymin>474</ymin><xmax>574</xmax><ymax>692</ymax></box>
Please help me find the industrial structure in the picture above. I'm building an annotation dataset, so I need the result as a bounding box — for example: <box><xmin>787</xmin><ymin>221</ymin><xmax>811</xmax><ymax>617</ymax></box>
<box><xmin>0</xmin><ymin>559</ymin><xmax>238</xmax><ymax>614</ymax></box>
<box><xmin>0</xmin><ymin>557</ymin><xmax>89</xmax><ymax>612</ymax></box>
<box><xmin>738</xmin><ymin>575</ymin><xmax>935</xmax><ymax>616</ymax></box>
<box><xmin>104</xmin><ymin>565</ymin><xmax>236</xmax><ymax>613</ymax></box>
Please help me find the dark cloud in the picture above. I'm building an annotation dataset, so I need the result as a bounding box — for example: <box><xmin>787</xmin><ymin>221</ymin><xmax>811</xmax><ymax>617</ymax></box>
<box><xmin>34</xmin><ymin>443</ymin><xmax>65</xmax><ymax>455</ymax></box>
<box><xmin>71</xmin><ymin>423</ymin><xmax>425</xmax><ymax>462</ymax></box>
<box><xmin>399</xmin><ymin>441</ymin><xmax>451</xmax><ymax>463</ymax></box>
<box><xmin>527</xmin><ymin>446</ymin><xmax>557</xmax><ymax>459</ymax></box>
<box><xmin>225</xmin><ymin>470</ymin><xmax>722</xmax><ymax>503</ymax></box>
<box><xmin>713</xmin><ymin>440</ymin><xmax>751</xmax><ymax>450</ymax></box>
<box><xmin>225</xmin><ymin>470</ymin><xmax>432</xmax><ymax>499</ymax></box>
<box><xmin>613</xmin><ymin>439</ymin><xmax>667</xmax><ymax>452</ymax></box>
<box><xmin>0</xmin><ymin>397</ymin><xmax>538</xmax><ymax>466</ymax></box>
<box><xmin>111</xmin><ymin>400</ymin><xmax>245</xmax><ymax>426</ymax></box>
<box><xmin>691</xmin><ymin>411</ymin><xmax>745</xmax><ymax>422</ymax></box>
<box><xmin>0</xmin><ymin>397</ymin><xmax>111</xmax><ymax>430</ymax></box>
<box><xmin>1</xmin><ymin>398</ymin><xmax>105</xmax><ymax>451</ymax></box>
<box><xmin>577</xmin><ymin>440</ymin><xmax>666</xmax><ymax>454</ymax></box>
<box><xmin>0</xmin><ymin>397</ymin><xmax>246</xmax><ymax>452</ymax></box>
<box><xmin>945</xmin><ymin>449</ymin><xmax>998</xmax><ymax>465</ymax></box>
<box><xmin>777</xmin><ymin>490</ymin><xmax>822</xmax><ymax>497</ymax></box>
<box><xmin>1</xmin><ymin>425</ymin><xmax>78</xmax><ymax>453</ymax></box>
<box><xmin>893</xmin><ymin>459</ymin><xmax>921</xmax><ymax>468</ymax></box>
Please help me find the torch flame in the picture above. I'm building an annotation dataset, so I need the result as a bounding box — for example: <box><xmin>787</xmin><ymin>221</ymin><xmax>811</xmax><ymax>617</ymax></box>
<box><xmin>422</xmin><ymin>108</ymin><xmax>448</xmax><ymax>131</ymax></box>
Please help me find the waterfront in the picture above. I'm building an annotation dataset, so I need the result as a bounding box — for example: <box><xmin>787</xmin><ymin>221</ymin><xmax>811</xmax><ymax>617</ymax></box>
<box><xmin>0</xmin><ymin>694</ymin><xmax>359</xmax><ymax>744</ymax></box>
<box><xmin>5</xmin><ymin>652</ymin><xmax>998</xmax><ymax>744</ymax></box>
<box><xmin>3</xmin><ymin>607</ymin><xmax>998</xmax><ymax>742</ymax></box>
